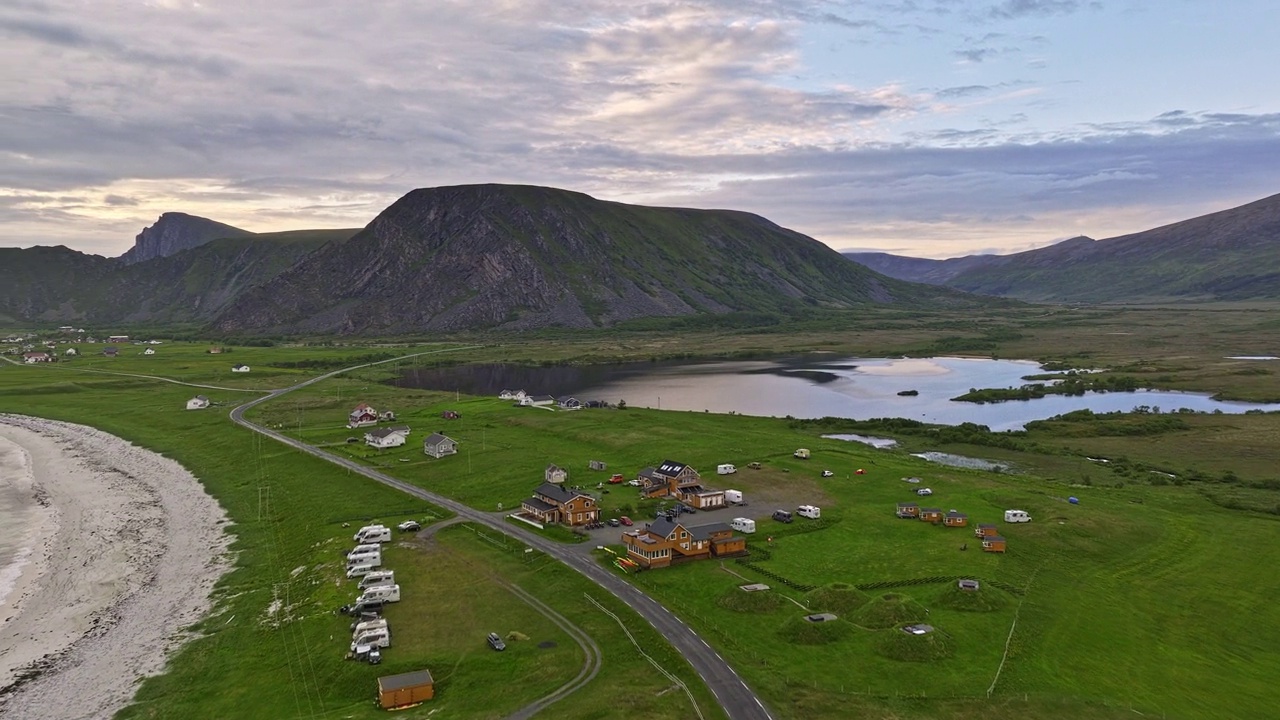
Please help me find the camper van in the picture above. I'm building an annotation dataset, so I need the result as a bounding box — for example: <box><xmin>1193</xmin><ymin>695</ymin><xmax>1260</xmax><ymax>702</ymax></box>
<box><xmin>347</xmin><ymin>543</ymin><xmax>381</xmax><ymax>558</ymax></box>
<box><xmin>350</xmin><ymin>628</ymin><xmax>392</xmax><ymax>652</ymax></box>
<box><xmin>346</xmin><ymin>561</ymin><xmax>382</xmax><ymax>578</ymax></box>
<box><xmin>731</xmin><ymin>517</ymin><xmax>757</xmax><ymax>534</ymax></box>
<box><xmin>724</xmin><ymin>489</ymin><xmax>744</xmax><ymax>505</ymax></box>
<box><xmin>717</xmin><ymin>464</ymin><xmax>737</xmax><ymax>475</ymax></box>
<box><xmin>793</xmin><ymin>448</ymin><xmax>810</xmax><ymax>459</ymax></box>
<box><xmin>346</xmin><ymin>551</ymin><xmax>381</xmax><ymax>569</ymax></box>
<box><xmin>358</xmin><ymin>570</ymin><xmax>395</xmax><ymax>590</ymax></box>
<box><xmin>352</xmin><ymin>617</ymin><xmax>388</xmax><ymax>636</ymax></box>
<box><xmin>352</xmin><ymin>525</ymin><xmax>391</xmax><ymax>543</ymax></box>
<box><xmin>1004</xmin><ymin>509</ymin><xmax>1032</xmax><ymax>523</ymax></box>
<box><xmin>797</xmin><ymin>505</ymin><xmax>822</xmax><ymax>520</ymax></box>
<box><xmin>357</xmin><ymin>584</ymin><xmax>401</xmax><ymax>604</ymax></box>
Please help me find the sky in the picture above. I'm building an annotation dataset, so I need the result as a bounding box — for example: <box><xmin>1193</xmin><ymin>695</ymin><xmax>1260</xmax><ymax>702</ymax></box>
<box><xmin>2</xmin><ymin>1</ymin><xmax>1279</xmax><ymax>258</ymax></box>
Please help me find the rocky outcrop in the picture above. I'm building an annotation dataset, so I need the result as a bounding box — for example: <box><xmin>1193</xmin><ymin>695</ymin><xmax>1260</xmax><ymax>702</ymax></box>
<box><xmin>118</xmin><ymin>213</ymin><xmax>251</xmax><ymax>265</ymax></box>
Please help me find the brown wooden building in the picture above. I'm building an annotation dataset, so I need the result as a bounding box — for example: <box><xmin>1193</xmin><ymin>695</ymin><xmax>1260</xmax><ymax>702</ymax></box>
<box><xmin>982</xmin><ymin>535</ymin><xmax>1007</xmax><ymax>553</ymax></box>
<box><xmin>377</xmin><ymin>669</ymin><xmax>434</xmax><ymax>709</ymax></box>
<box><xmin>896</xmin><ymin>502</ymin><xmax>920</xmax><ymax>518</ymax></box>
<box><xmin>920</xmin><ymin>507</ymin><xmax>943</xmax><ymax>523</ymax></box>
<box><xmin>944</xmin><ymin>511</ymin><xmax>969</xmax><ymax>527</ymax></box>
<box><xmin>635</xmin><ymin>460</ymin><xmax>726</xmax><ymax>509</ymax></box>
<box><xmin>975</xmin><ymin>523</ymin><xmax>999</xmax><ymax>538</ymax></box>
<box><xmin>521</xmin><ymin>483</ymin><xmax>599</xmax><ymax>526</ymax></box>
<box><xmin>622</xmin><ymin>517</ymin><xmax>746</xmax><ymax>569</ymax></box>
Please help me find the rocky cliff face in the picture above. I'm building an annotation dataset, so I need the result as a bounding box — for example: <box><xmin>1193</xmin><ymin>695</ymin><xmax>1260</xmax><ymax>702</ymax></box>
<box><xmin>118</xmin><ymin>213</ymin><xmax>252</xmax><ymax>265</ymax></box>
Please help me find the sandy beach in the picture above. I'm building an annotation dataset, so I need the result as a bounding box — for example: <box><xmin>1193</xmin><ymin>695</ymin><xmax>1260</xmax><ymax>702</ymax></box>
<box><xmin>0</xmin><ymin>415</ymin><xmax>231</xmax><ymax>720</ymax></box>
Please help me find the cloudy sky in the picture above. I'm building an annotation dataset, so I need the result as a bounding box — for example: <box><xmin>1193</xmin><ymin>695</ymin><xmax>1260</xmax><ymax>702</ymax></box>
<box><xmin>3</xmin><ymin>1</ymin><xmax>1279</xmax><ymax>258</ymax></box>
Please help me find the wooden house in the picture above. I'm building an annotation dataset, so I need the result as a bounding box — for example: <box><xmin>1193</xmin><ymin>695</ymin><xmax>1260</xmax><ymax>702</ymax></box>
<box><xmin>943</xmin><ymin>511</ymin><xmax>969</xmax><ymax>527</ymax></box>
<box><xmin>22</xmin><ymin>352</ymin><xmax>52</xmax><ymax>364</ymax></box>
<box><xmin>638</xmin><ymin>460</ymin><xmax>726</xmax><ymax>509</ymax></box>
<box><xmin>974</xmin><ymin>523</ymin><xmax>999</xmax><ymax>538</ymax></box>
<box><xmin>545</xmin><ymin>464</ymin><xmax>568</xmax><ymax>484</ymax></box>
<box><xmin>423</xmin><ymin>433</ymin><xmax>458</xmax><ymax>458</ymax></box>
<box><xmin>348</xmin><ymin>403</ymin><xmax>379</xmax><ymax>428</ymax></box>
<box><xmin>440</xmin><ymin>410</ymin><xmax>461</xmax><ymax>420</ymax></box>
<box><xmin>365</xmin><ymin>426</ymin><xmax>410</xmax><ymax>449</ymax></box>
<box><xmin>621</xmin><ymin>517</ymin><xmax>746</xmax><ymax>569</ymax></box>
<box><xmin>521</xmin><ymin>483</ymin><xmax>598</xmax><ymax>526</ymax></box>
<box><xmin>896</xmin><ymin>502</ymin><xmax>919</xmax><ymax>518</ymax></box>
<box><xmin>920</xmin><ymin>507</ymin><xmax>943</xmax><ymax>523</ymax></box>
<box><xmin>103</xmin><ymin>346</ymin><xmax>119</xmax><ymax>357</ymax></box>
<box><xmin>556</xmin><ymin>396</ymin><xmax>582</xmax><ymax>409</ymax></box>
<box><xmin>377</xmin><ymin>669</ymin><xmax>434</xmax><ymax>709</ymax></box>
<box><xmin>982</xmin><ymin>535</ymin><xmax>1007</xmax><ymax>553</ymax></box>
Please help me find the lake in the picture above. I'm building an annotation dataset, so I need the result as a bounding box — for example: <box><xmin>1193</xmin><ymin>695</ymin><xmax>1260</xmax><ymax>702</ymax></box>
<box><xmin>394</xmin><ymin>356</ymin><xmax>1280</xmax><ymax>431</ymax></box>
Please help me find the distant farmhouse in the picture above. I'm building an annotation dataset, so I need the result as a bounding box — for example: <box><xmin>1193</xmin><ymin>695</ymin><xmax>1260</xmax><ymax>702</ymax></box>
<box><xmin>348</xmin><ymin>402</ymin><xmax>379</xmax><ymax>428</ymax></box>
<box><xmin>186</xmin><ymin>395</ymin><xmax>210</xmax><ymax>410</ymax></box>
<box><xmin>365</xmin><ymin>426</ymin><xmax>411</xmax><ymax>449</ymax></box>
<box><xmin>622</xmin><ymin>516</ymin><xmax>746</xmax><ymax>569</ymax></box>
<box><xmin>423</xmin><ymin>433</ymin><xmax>458</xmax><ymax>458</ymax></box>
<box><xmin>521</xmin><ymin>483</ymin><xmax>598</xmax><ymax>526</ymax></box>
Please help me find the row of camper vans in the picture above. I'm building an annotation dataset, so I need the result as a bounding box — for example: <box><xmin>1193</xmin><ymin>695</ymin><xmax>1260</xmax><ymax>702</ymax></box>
<box><xmin>343</xmin><ymin>526</ymin><xmax>403</xmax><ymax>661</ymax></box>
<box><xmin>345</xmin><ymin>524</ymin><xmax>394</xmax><ymax>577</ymax></box>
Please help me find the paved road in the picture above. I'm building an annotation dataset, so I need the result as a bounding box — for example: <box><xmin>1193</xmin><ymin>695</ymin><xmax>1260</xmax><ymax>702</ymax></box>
<box><xmin>229</xmin><ymin>349</ymin><xmax>774</xmax><ymax>720</ymax></box>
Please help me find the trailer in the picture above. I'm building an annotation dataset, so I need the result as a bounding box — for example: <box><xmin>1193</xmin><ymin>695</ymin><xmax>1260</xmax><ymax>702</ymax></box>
<box><xmin>731</xmin><ymin>517</ymin><xmax>756</xmax><ymax>533</ymax></box>
<box><xmin>377</xmin><ymin>669</ymin><xmax>435</xmax><ymax>709</ymax></box>
<box><xmin>724</xmin><ymin>489</ymin><xmax>744</xmax><ymax>504</ymax></box>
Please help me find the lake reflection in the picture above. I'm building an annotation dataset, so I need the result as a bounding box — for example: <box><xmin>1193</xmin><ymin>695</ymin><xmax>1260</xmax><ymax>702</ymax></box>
<box><xmin>394</xmin><ymin>356</ymin><xmax>1280</xmax><ymax>432</ymax></box>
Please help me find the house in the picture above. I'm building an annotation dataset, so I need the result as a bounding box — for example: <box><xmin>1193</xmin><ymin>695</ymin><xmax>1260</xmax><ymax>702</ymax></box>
<box><xmin>943</xmin><ymin>511</ymin><xmax>968</xmax><ymax>527</ymax></box>
<box><xmin>896</xmin><ymin>502</ymin><xmax>919</xmax><ymax>518</ymax></box>
<box><xmin>231</xmin><ymin>364</ymin><xmax>251</xmax><ymax>373</ymax></box>
<box><xmin>588</xmin><ymin>460</ymin><xmax>607</xmax><ymax>471</ymax></box>
<box><xmin>545</xmin><ymin>464</ymin><xmax>568</xmax><ymax>484</ymax></box>
<box><xmin>621</xmin><ymin>517</ymin><xmax>747</xmax><ymax>569</ymax></box>
<box><xmin>982</xmin><ymin>535</ymin><xmax>1007</xmax><ymax>553</ymax></box>
<box><xmin>380</xmin><ymin>410</ymin><xmax>396</xmax><ymax>422</ymax></box>
<box><xmin>107</xmin><ymin>335</ymin><xmax>130</xmax><ymax>343</ymax></box>
<box><xmin>365</xmin><ymin>426</ymin><xmax>410</xmax><ymax>449</ymax></box>
<box><xmin>636</xmin><ymin>460</ymin><xmax>726</xmax><ymax>509</ymax></box>
<box><xmin>348</xmin><ymin>403</ymin><xmax>379</xmax><ymax>428</ymax></box>
<box><xmin>423</xmin><ymin>433</ymin><xmax>458</xmax><ymax>459</ymax></box>
<box><xmin>920</xmin><ymin>507</ymin><xmax>943</xmax><ymax>523</ymax></box>
<box><xmin>103</xmin><ymin>346</ymin><xmax>119</xmax><ymax>357</ymax></box>
<box><xmin>186</xmin><ymin>395</ymin><xmax>210</xmax><ymax>410</ymax></box>
<box><xmin>143</xmin><ymin>347</ymin><xmax>155</xmax><ymax>355</ymax></box>
<box><xmin>377</xmin><ymin>669</ymin><xmax>434</xmax><ymax>709</ymax></box>
<box><xmin>583</xmin><ymin>400</ymin><xmax>606</xmax><ymax>409</ymax></box>
<box><xmin>498</xmin><ymin>389</ymin><xmax>527</xmax><ymax>401</ymax></box>
<box><xmin>521</xmin><ymin>395</ymin><xmax>555</xmax><ymax>407</ymax></box>
<box><xmin>520</xmin><ymin>483</ymin><xmax>598</xmax><ymax>526</ymax></box>
<box><xmin>556</xmin><ymin>396</ymin><xmax>581</xmax><ymax>410</ymax></box>
<box><xmin>64</xmin><ymin>347</ymin><xmax>77</xmax><ymax>356</ymax></box>
<box><xmin>974</xmin><ymin>523</ymin><xmax>999</xmax><ymax>538</ymax></box>
<box><xmin>22</xmin><ymin>352</ymin><xmax>52</xmax><ymax>364</ymax></box>
<box><xmin>208</xmin><ymin>347</ymin><xmax>223</xmax><ymax>354</ymax></box>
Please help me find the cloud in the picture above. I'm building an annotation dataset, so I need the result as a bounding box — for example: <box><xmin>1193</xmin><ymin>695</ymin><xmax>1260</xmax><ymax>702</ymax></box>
<box><xmin>987</xmin><ymin>0</ymin><xmax>1097</xmax><ymax>20</ymax></box>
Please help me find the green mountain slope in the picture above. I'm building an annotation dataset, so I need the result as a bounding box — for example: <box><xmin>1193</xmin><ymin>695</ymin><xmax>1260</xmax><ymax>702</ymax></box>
<box><xmin>213</xmin><ymin>184</ymin><xmax>989</xmax><ymax>334</ymax></box>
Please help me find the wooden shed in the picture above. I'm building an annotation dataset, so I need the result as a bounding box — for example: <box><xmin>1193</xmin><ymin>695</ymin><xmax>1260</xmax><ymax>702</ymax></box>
<box><xmin>896</xmin><ymin>502</ymin><xmax>919</xmax><ymax>518</ymax></box>
<box><xmin>982</xmin><ymin>535</ymin><xmax>1007</xmax><ymax>553</ymax></box>
<box><xmin>943</xmin><ymin>511</ymin><xmax>968</xmax><ymax>527</ymax></box>
<box><xmin>377</xmin><ymin>669</ymin><xmax>434</xmax><ymax>709</ymax></box>
<box><xmin>974</xmin><ymin>523</ymin><xmax>999</xmax><ymax>538</ymax></box>
<box><xmin>919</xmin><ymin>507</ymin><xmax>943</xmax><ymax>523</ymax></box>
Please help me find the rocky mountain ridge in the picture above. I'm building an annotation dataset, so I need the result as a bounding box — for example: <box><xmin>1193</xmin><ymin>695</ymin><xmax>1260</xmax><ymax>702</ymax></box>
<box><xmin>118</xmin><ymin>213</ymin><xmax>253</xmax><ymax>265</ymax></box>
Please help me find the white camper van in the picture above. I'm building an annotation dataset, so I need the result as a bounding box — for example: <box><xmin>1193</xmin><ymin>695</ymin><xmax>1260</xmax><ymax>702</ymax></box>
<box><xmin>358</xmin><ymin>570</ymin><xmax>395</xmax><ymax>590</ymax></box>
<box><xmin>350</xmin><ymin>629</ymin><xmax>391</xmax><ymax>652</ymax></box>
<box><xmin>731</xmin><ymin>517</ymin><xmax>757</xmax><ymax>533</ymax></box>
<box><xmin>348</xmin><ymin>543</ymin><xmax>381</xmax><ymax>558</ymax></box>
<box><xmin>346</xmin><ymin>561</ymin><xmax>381</xmax><ymax>578</ymax></box>
<box><xmin>352</xmin><ymin>618</ymin><xmax>388</xmax><ymax>636</ymax></box>
<box><xmin>717</xmin><ymin>464</ymin><xmax>737</xmax><ymax>475</ymax></box>
<box><xmin>797</xmin><ymin>505</ymin><xmax>822</xmax><ymax>519</ymax></box>
<box><xmin>1004</xmin><ymin>509</ymin><xmax>1031</xmax><ymax>523</ymax></box>
<box><xmin>346</xmin><ymin>551</ymin><xmax>381</xmax><ymax>569</ymax></box>
<box><xmin>352</xmin><ymin>525</ymin><xmax>391</xmax><ymax>543</ymax></box>
<box><xmin>357</xmin><ymin>584</ymin><xmax>401</xmax><ymax>604</ymax></box>
<box><xmin>724</xmin><ymin>489</ymin><xmax>744</xmax><ymax>504</ymax></box>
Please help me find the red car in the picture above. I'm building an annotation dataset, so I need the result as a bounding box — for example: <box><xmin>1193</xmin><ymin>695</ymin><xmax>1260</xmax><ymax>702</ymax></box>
<box><xmin>608</xmin><ymin>474</ymin><xmax>625</xmax><ymax>484</ymax></box>
<box><xmin>619</xmin><ymin>516</ymin><xmax>633</xmax><ymax>526</ymax></box>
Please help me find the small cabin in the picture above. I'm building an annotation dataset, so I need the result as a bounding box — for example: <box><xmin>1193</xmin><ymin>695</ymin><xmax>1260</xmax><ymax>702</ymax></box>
<box><xmin>896</xmin><ymin>502</ymin><xmax>919</xmax><ymax>518</ymax></box>
<box><xmin>377</xmin><ymin>669</ymin><xmax>434</xmax><ymax>709</ymax></box>
<box><xmin>943</xmin><ymin>511</ymin><xmax>968</xmax><ymax>527</ymax></box>
<box><xmin>974</xmin><ymin>523</ymin><xmax>999</xmax><ymax>538</ymax></box>
<box><xmin>982</xmin><ymin>535</ymin><xmax>1007</xmax><ymax>553</ymax></box>
<box><xmin>919</xmin><ymin>507</ymin><xmax>943</xmax><ymax>523</ymax></box>
<box><xmin>545</xmin><ymin>463</ymin><xmax>568</xmax><ymax>484</ymax></box>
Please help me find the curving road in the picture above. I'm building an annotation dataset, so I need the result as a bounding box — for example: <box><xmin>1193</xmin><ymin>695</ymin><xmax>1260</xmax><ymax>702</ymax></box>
<box><xmin>229</xmin><ymin>348</ymin><xmax>774</xmax><ymax>720</ymax></box>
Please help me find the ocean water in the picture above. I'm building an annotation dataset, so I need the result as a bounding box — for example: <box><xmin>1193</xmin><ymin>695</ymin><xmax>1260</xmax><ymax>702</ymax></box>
<box><xmin>0</xmin><ymin>436</ymin><xmax>39</xmax><ymax>610</ymax></box>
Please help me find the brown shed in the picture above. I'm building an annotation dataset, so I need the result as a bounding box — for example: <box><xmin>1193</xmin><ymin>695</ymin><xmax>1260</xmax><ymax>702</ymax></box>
<box><xmin>896</xmin><ymin>502</ymin><xmax>919</xmax><ymax>518</ymax></box>
<box><xmin>920</xmin><ymin>507</ymin><xmax>943</xmax><ymax>523</ymax></box>
<box><xmin>378</xmin><ymin>669</ymin><xmax>434</xmax><ymax>710</ymax></box>
<box><xmin>982</xmin><ymin>535</ymin><xmax>1007</xmax><ymax>553</ymax></box>
<box><xmin>944</xmin><ymin>511</ymin><xmax>968</xmax><ymax>527</ymax></box>
<box><xmin>975</xmin><ymin>523</ymin><xmax>999</xmax><ymax>538</ymax></box>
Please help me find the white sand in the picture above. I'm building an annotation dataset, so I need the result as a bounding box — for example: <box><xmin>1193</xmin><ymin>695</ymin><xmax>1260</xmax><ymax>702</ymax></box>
<box><xmin>0</xmin><ymin>415</ymin><xmax>231</xmax><ymax>720</ymax></box>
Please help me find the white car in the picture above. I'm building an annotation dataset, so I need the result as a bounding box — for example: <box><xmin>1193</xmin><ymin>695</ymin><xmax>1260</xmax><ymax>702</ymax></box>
<box><xmin>397</xmin><ymin>520</ymin><xmax>422</xmax><ymax>532</ymax></box>
<box><xmin>916</xmin><ymin>488</ymin><xmax>933</xmax><ymax>496</ymax></box>
<box><xmin>820</xmin><ymin>470</ymin><xmax>834</xmax><ymax>477</ymax></box>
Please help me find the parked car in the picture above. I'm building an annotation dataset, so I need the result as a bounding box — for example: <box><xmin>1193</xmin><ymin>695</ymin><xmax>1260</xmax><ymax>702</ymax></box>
<box><xmin>772</xmin><ymin>509</ymin><xmax>794</xmax><ymax>523</ymax></box>
<box><xmin>487</xmin><ymin>632</ymin><xmax>506</xmax><ymax>651</ymax></box>
<box><xmin>821</xmin><ymin>470</ymin><xmax>834</xmax><ymax>477</ymax></box>
<box><xmin>680</xmin><ymin>504</ymin><xmax>697</xmax><ymax>514</ymax></box>
<box><xmin>608</xmin><ymin>473</ymin><xmax>625</xmax><ymax>484</ymax></box>
<box><xmin>607</xmin><ymin>518</ymin><xmax>621</xmax><ymax>527</ymax></box>
<box><xmin>619</xmin><ymin>516</ymin><xmax>633</xmax><ymax>526</ymax></box>
<box><xmin>397</xmin><ymin>520</ymin><xmax>422</xmax><ymax>532</ymax></box>
<box><xmin>917</xmin><ymin>488</ymin><xmax>933</xmax><ymax>496</ymax></box>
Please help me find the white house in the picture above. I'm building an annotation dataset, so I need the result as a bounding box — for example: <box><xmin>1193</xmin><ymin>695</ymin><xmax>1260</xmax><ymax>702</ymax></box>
<box><xmin>186</xmin><ymin>395</ymin><xmax>210</xmax><ymax>410</ymax></box>
<box><xmin>348</xmin><ymin>402</ymin><xmax>379</xmax><ymax>428</ymax></box>
<box><xmin>424</xmin><ymin>433</ymin><xmax>458</xmax><ymax>458</ymax></box>
<box><xmin>545</xmin><ymin>463</ymin><xmax>568</xmax><ymax>484</ymax></box>
<box><xmin>499</xmin><ymin>389</ymin><xmax>527</xmax><ymax>401</ymax></box>
<box><xmin>556</xmin><ymin>396</ymin><xmax>581</xmax><ymax>410</ymax></box>
<box><xmin>22</xmin><ymin>352</ymin><xmax>52</xmax><ymax>364</ymax></box>
<box><xmin>520</xmin><ymin>395</ymin><xmax>555</xmax><ymax>407</ymax></box>
<box><xmin>365</xmin><ymin>426</ymin><xmax>410</xmax><ymax>449</ymax></box>
<box><xmin>231</xmin><ymin>364</ymin><xmax>251</xmax><ymax>373</ymax></box>
<box><xmin>64</xmin><ymin>347</ymin><xmax>78</xmax><ymax>356</ymax></box>
<box><xmin>143</xmin><ymin>347</ymin><xmax>155</xmax><ymax>355</ymax></box>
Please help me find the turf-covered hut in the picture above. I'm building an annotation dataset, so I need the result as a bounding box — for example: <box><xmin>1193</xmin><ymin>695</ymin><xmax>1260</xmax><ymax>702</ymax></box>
<box><xmin>974</xmin><ymin>523</ymin><xmax>999</xmax><ymax>537</ymax></box>
<box><xmin>920</xmin><ymin>507</ymin><xmax>943</xmax><ymax>523</ymax></box>
<box><xmin>377</xmin><ymin>669</ymin><xmax>434</xmax><ymax>709</ymax></box>
<box><xmin>944</xmin><ymin>511</ymin><xmax>968</xmax><ymax>527</ymax></box>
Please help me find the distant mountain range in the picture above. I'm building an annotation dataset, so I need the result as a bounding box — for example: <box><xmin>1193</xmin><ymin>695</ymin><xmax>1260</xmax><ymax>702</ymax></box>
<box><xmin>0</xmin><ymin>184</ymin><xmax>985</xmax><ymax>333</ymax></box>
<box><xmin>844</xmin><ymin>193</ymin><xmax>1280</xmax><ymax>302</ymax></box>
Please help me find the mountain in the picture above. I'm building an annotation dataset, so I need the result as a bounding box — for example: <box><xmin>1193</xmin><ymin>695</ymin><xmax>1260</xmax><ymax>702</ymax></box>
<box><xmin>841</xmin><ymin>250</ymin><xmax>1017</xmax><ymax>285</ymax></box>
<box><xmin>213</xmin><ymin>184</ymin><xmax>985</xmax><ymax>334</ymax></box>
<box><xmin>118</xmin><ymin>213</ymin><xmax>254</xmax><ymax>265</ymax></box>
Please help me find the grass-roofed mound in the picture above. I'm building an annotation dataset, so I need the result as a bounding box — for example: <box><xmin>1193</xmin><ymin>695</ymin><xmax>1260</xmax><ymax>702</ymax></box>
<box><xmin>874</xmin><ymin>625</ymin><xmax>955</xmax><ymax>662</ymax></box>
<box><xmin>851</xmin><ymin>593</ymin><xmax>928</xmax><ymax>629</ymax></box>
<box><xmin>934</xmin><ymin>582</ymin><xmax>1008</xmax><ymax>612</ymax></box>
<box><xmin>805</xmin><ymin>582</ymin><xmax>870</xmax><ymax>615</ymax></box>
<box><xmin>777</xmin><ymin>615</ymin><xmax>853</xmax><ymax>645</ymax></box>
<box><xmin>717</xmin><ymin>586</ymin><xmax>784</xmax><ymax>614</ymax></box>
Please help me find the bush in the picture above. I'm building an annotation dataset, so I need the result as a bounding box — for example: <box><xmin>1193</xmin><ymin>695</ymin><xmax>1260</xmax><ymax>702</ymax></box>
<box><xmin>852</xmin><ymin>593</ymin><xmax>928</xmax><ymax>629</ymax></box>
<box><xmin>933</xmin><ymin>583</ymin><xmax>1007</xmax><ymax>612</ymax></box>
<box><xmin>873</xmin><ymin>626</ymin><xmax>955</xmax><ymax>662</ymax></box>
<box><xmin>777</xmin><ymin>616</ymin><xmax>852</xmax><ymax>645</ymax></box>
<box><xmin>716</xmin><ymin>587</ymin><xmax>783</xmax><ymax>614</ymax></box>
<box><xmin>806</xmin><ymin>583</ymin><xmax>870</xmax><ymax>615</ymax></box>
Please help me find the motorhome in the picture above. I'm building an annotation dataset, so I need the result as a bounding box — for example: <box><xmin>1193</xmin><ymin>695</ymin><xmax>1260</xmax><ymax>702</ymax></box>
<box><xmin>346</xmin><ymin>561</ymin><xmax>381</xmax><ymax>578</ymax></box>
<box><xmin>347</xmin><ymin>544</ymin><xmax>381</xmax><ymax>560</ymax></box>
<box><xmin>350</xmin><ymin>629</ymin><xmax>392</xmax><ymax>652</ymax></box>
<box><xmin>717</xmin><ymin>464</ymin><xmax>737</xmax><ymax>475</ymax></box>
<box><xmin>352</xmin><ymin>618</ymin><xmax>388</xmax><ymax>636</ymax></box>
<box><xmin>1004</xmin><ymin>509</ymin><xmax>1032</xmax><ymax>523</ymax></box>
<box><xmin>357</xmin><ymin>584</ymin><xmax>401</xmax><ymax>604</ymax></box>
<box><xmin>731</xmin><ymin>517</ymin><xmax>757</xmax><ymax>533</ymax></box>
<box><xmin>358</xmin><ymin>570</ymin><xmax>395</xmax><ymax>590</ymax></box>
<box><xmin>352</xmin><ymin>525</ymin><xmax>391</xmax><ymax>542</ymax></box>
<box><xmin>797</xmin><ymin>505</ymin><xmax>821</xmax><ymax>519</ymax></box>
<box><xmin>724</xmin><ymin>489</ymin><xmax>744</xmax><ymax>504</ymax></box>
<box><xmin>346</xmin><ymin>551</ymin><xmax>381</xmax><ymax>569</ymax></box>
<box><xmin>793</xmin><ymin>448</ymin><xmax>810</xmax><ymax>459</ymax></box>
<box><xmin>355</xmin><ymin>527</ymin><xmax>392</xmax><ymax>543</ymax></box>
